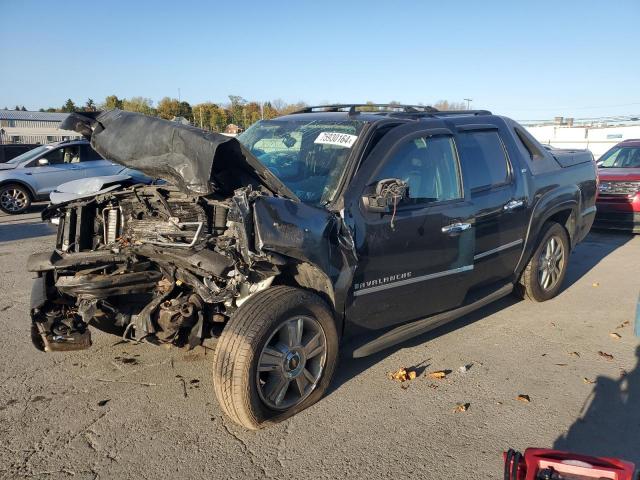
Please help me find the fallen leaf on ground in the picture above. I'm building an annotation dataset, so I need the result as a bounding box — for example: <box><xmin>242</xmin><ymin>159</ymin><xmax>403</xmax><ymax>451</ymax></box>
<box><xmin>453</xmin><ymin>403</ymin><xmax>470</xmax><ymax>413</ymax></box>
<box><xmin>583</xmin><ymin>378</ymin><xmax>596</xmax><ymax>384</ymax></box>
<box><xmin>592</xmin><ymin>282</ymin><xmax>600</xmax><ymax>287</ymax></box>
<box><xmin>616</xmin><ymin>320</ymin><xmax>631</xmax><ymax>329</ymax></box>
<box><xmin>555</xmin><ymin>363</ymin><xmax>568</xmax><ymax>367</ymax></box>
<box><xmin>568</xmin><ymin>351</ymin><xmax>580</xmax><ymax>357</ymax></box>
<box><xmin>598</xmin><ymin>351</ymin><xmax>614</xmax><ymax>361</ymax></box>
<box><xmin>516</xmin><ymin>394</ymin><xmax>531</xmax><ymax>403</ymax></box>
<box><xmin>428</xmin><ymin>370</ymin><xmax>450</xmax><ymax>379</ymax></box>
<box><xmin>609</xmin><ymin>332</ymin><xmax>621</xmax><ymax>340</ymax></box>
<box><xmin>388</xmin><ymin>367</ymin><xmax>417</xmax><ymax>383</ymax></box>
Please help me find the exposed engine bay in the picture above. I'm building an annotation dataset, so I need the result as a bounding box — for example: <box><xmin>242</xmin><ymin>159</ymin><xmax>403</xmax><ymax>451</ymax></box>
<box><xmin>30</xmin><ymin>184</ymin><xmax>286</xmax><ymax>351</ymax></box>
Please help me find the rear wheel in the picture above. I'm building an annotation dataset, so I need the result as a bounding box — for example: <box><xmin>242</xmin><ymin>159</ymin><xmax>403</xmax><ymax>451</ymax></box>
<box><xmin>518</xmin><ymin>222</ymin><xmax>570</xmax><ymax>302</ymax></box>
<box><xmin>0</xmin><ymin>184</ymin><xmax>31</xmax><ymax>214</ymax></box>
<box><xmin>212</xmin><ymin>286</ymin><xmax>338</xmax><ymax>429</ymax></box>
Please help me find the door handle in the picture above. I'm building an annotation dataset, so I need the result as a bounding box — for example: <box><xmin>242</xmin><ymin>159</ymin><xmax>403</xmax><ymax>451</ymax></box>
<box><xmin>441</xmin><ymin>222</ymin><xmax>472</xmax><ymax>234</ymax></box>
<box><xmin>504</xmin><ymin>199</ymin><xmax>524</xmax><ymax>211</ymax></box>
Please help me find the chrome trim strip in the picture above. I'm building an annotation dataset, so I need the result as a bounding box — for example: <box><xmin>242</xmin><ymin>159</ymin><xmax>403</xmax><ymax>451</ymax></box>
<box><xmin>581</xmin><ymin>205</ymin><xmax>597</xmax><ymax>217</ymax></box>
<box><xmin>474</xmin><ymin>238</ymin><xmax>523</xmax><ymax>261</ymax></box>
<box><xmin>353</xmin><ymin>265</ymin><xmax>474</xmax><ymax>297</ymax></box>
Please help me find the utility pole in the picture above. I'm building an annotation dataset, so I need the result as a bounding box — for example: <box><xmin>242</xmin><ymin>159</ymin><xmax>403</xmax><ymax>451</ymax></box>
<box><xmin>464</xmin><ymin>98</ymin><xmax>472</xmax><ymax>110</ymax></box>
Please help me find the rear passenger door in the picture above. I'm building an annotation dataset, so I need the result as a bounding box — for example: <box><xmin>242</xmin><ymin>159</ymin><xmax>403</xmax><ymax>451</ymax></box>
<box><xmin>455</xmin><ymin>126</ymin><xmax>527</xmax><ymax>286</ymax></box>
<box><xmin>80</xmin><ymin>144</ymin><xmax>123</xmax><ymax>178</ymax></box>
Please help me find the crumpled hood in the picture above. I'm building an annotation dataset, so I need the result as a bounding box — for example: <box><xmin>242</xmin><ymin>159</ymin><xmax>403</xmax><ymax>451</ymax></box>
<box><xmin>61</xmin><ymin>109</ymin><xmax>298</xmax><ymax>200</ymax></box>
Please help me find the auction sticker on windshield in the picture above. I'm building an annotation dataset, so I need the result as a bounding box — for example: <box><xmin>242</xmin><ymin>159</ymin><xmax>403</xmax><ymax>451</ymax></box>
<box><xmin>314</xmin><ymin>132</ymin><xmax>358</xmax><ymax>148</ymax></box>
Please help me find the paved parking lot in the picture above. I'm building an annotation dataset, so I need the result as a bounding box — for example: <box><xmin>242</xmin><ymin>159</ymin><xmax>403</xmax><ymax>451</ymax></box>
<box><xmin>1</xmin><ymin>207</ymin><xmax>639</xmax><ymax>480</ymax></box>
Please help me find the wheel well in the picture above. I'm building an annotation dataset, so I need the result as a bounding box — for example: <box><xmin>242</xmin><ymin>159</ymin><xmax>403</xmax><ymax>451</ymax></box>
<box><xmin>0</xmin><ymin>180</ymin><xmax>35</xmax><ymax>199</ymax></box>
<box><xmin>546</xmin><ymin>208</ymin><xmax>576</xmax><ymax>247</ymax></box>
<box><xmin>273</xmin><ymin>262</ymin><xmax>339</xmax><ymax>329</ymax></box>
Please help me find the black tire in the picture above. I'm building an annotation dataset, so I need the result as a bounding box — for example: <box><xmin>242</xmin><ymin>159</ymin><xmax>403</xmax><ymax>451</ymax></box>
<box><xmin>518</xmin><ymin>221</ymin><xmax>570</xmax><ymax>302</ymax></box>
<box><xmin>213</xmin><ymin>286</ymin><xmax>339</xmax><ymax>430</ymax></box>
<box><xmin>0</xmin><ymin>183</ymin><xmax>32</xmax><ymax>214</ymax></box>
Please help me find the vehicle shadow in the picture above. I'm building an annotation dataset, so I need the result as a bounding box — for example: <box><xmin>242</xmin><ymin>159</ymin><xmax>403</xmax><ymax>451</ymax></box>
<box><xmin>553</xmin><ymin>345</ymin><xmax>640</xmax><ymax>465</ymax></box>
<box><xmin>328</xmin><ymin>230</ymin><xmax>633</xmax><ymax>398</ymax></box>
<box><xmin>563</xmin><ymin>230</ymin><xmax>633</xmax><ymax>290</ymax></box>
<box><xmin>0</xmin><ymin>218</ymin><xmax>56</xmax><ymax>243</ymax></box>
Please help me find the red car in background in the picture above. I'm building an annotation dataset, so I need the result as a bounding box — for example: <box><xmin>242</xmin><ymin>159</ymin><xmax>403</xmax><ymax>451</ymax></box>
<box><xmin>594</xmin><ymin>139</ymin><xmax>640</xmax><ymax>233</ymax></box>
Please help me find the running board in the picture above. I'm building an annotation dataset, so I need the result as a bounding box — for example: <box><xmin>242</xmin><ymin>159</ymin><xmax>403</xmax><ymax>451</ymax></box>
<box><xmin>352</xmin><ymin>283</ymin><xmax>514</xmax><ymax>358</ymax></box>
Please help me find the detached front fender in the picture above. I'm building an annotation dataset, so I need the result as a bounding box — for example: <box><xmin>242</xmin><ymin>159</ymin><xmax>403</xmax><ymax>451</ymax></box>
<box><xmin>252</xmin><ymin>196</ymin><xmax>357</xmax><ymax>323</ymax></box>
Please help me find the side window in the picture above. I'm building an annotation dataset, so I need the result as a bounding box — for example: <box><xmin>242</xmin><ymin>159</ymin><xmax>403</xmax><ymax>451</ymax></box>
<box><xmin>375</xmin><ymin>136</ymin><xmax>462</xmax><ymax>204</ymax></box>
<box><xmin>457</xmin><ymin>131</ymin><xmax>510</xmax><ymax>192</ymax></box>
<box><xmin>40</xmin><ymin>148</ymin><xmax>66</xmax><ymax>165</ymax></box>
<box><xmin>81</xmin><ymin>144</ymin><xmax>104</xmax><ymax>161</ymax></box>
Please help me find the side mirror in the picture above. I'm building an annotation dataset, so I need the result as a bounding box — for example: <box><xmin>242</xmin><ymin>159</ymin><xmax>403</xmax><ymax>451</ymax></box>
<box><xmin>37</xmin><ymin>158</ymin><xmax>49</xmax><ymax>166</ymax></box>
<box><xmin>362</xmin><ymin>178</ymin><xmax>408</xmax><ymax>213</ymax></box>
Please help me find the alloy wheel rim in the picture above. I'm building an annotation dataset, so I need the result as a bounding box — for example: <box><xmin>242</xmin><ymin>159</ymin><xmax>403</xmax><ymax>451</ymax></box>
<box><xmin>256</xmin><ymin>315</ymin><xmax>327</xmax><ymax>411</ymax></box>
<box><xmin>538</xmin><ymin>235</ymin><xmax>565</xmax><ymax>291</ymax></box>
<box><xmin>0</xmin><ymin>189</ymin><xmax>27</xmax><ymax>212</ymax></box>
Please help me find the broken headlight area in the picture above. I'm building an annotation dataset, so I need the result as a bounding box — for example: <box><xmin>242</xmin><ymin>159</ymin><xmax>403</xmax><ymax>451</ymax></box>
<box><xmin>30</xmin><ymin>184</ymin><xmax>280</xmax><ymax>352</ymax></box>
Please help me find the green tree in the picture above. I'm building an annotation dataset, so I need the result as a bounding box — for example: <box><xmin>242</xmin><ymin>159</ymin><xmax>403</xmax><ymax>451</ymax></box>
<box><xmin>122</xmin><ymin>97</ymin><xmax>155</xmax><ymax>116</ymax></box>
<box><xmin>103</xmin><ymin>95</ymin><xmax>123</xmax><ymax>110</ymax></box>
<box><xmin>157</xmin><ymin>97</ymin><xmax>181</xmax><ymax>120</ymax></box>
<box><xmin>61</xmin><ymin>99</ymin><xmax>77</xmax><ymax>113</ymax></box>
<box><xmin>84</xmin><ymin>98</ymin><xmax>96</xmax><ymax>111</ymax></box>
<box><xmin>227</xmin><ymin>95</ymin><xmax>247</xmax><ymax>126</ymax></box>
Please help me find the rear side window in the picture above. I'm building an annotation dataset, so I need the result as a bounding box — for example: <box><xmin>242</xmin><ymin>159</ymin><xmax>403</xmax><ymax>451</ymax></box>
<box><xmin>82</xmin><ymin>145</ymin><xmax>104</xmax><ymax>161</ymax></box>
<box><xmin>457</xmin><ymin>131</ymin><xmax>510</xmax><ymax>191</ymax></box>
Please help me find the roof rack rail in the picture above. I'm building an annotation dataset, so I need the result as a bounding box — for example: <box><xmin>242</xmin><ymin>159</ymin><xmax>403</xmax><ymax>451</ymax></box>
<box><xmin>290</xmin><ymin>104</ymin><xmax>492</xmax><ymax>117</ymax></box>
<box><xmin>291</xmin><ymin>104</ymin><xmax>439</xmax><ymax>114</ymax></box>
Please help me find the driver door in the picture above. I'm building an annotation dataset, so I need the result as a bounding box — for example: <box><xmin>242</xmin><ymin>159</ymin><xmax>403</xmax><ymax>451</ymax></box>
<box><xmin>28</xmin><ymin>145</ymin><xmax>85</xmax><ymax>197</ymax></box>
<box><xmin>344</xmin><ymin>124</ymin><xmax>475</xmax><ymax>332</ymax></box>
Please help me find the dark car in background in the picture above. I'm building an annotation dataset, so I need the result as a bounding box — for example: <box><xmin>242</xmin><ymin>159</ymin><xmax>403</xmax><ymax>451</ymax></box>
<box><xmin>594</xmin><ymin>139</ymin><xmax>640</xmax><ymax>233</ymax></box>
<box><xmin>0</xmin><ymin>143</ymin><xmax>39</xmax><ymax>163</ymax></box>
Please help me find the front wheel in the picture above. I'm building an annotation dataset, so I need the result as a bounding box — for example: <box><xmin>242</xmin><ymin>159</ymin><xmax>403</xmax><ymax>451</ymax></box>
<box><xmin>518</xmin><ymin>221</ymin><xmax>570</xmax><ymax>302</ymax></box>
<box><xmin>212</xmin><ymin>286</ymin><xmax>338</xmax><ymax>429</ymax></box>
<box><xmin>0</xmin><ymin>184</ymin><xmax>31</xmax><ymax>214</ymax></box>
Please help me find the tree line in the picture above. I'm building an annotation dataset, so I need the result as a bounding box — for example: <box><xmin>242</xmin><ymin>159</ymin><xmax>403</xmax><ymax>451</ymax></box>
<box><xmin>5</xmin><ymin>97</ymin><xmax>471</xmax><ymax>133</ymax></box>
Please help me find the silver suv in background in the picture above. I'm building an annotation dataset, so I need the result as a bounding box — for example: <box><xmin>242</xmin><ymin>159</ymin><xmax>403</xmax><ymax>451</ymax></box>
<box><xmin>0</xmin><ymin>140</ymin><xmax>127</xmax><ymax>214</ymax></box>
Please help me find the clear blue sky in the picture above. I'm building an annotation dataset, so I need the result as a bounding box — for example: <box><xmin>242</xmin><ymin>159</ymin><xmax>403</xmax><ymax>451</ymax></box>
<box><xmin>1</xmin><ymin>0</ymin><xmax>639</xmax><ymax>120</ymax></box>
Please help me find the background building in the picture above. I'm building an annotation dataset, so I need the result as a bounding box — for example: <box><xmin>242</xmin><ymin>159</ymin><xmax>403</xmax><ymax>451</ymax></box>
<box><xmin>522</xmin><ymin>116</ymin><xmax>640</xmax><ymax>158</ymax></box>
<box><xmin>0</xmin><ymin>110</ymin><xmax>81</xmax><ymax>144</ymax></box>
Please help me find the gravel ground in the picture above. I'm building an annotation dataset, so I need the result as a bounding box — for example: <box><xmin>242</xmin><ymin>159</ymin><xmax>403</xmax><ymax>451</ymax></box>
<box><xmin>1</xmin><ymin>207</ymin><xmax>639</xmax><ymax>480</ymax></box>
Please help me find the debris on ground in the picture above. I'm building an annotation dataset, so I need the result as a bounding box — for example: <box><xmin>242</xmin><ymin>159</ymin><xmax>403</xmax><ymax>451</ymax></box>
<box><xmin>568</xmin><ymin>351</ymin><xmax>580</xmax><ymax>357</ymax></box>
<box><xmin>387</xmin><ymin>367</ymin><xmax>417</xmax><ymax>383</ymax></box>
<box><xmin>516</xmin><ymin>394</ymin><xmax>531</xmax><ymax>403</ymax></box>
<box><xmin>427</xmin><ymin>370</ymin><xmax>450</xmax><ymax>379</ymax></box>
<box><xmin>592</xmin><ymin>282</ymin><xmax>600</xmax><ymax>287</ymax></box>
<box><xmin>609</xmin><ymin>332</ymin><xmax>622</xmax><ymax>340</ymax></box>
<box><xmin>616</xmin><ymin>320</ymin><xmax>631</xmax><ymax>329</ymax></box>
<box><xmin>583</xmin><ymin>378</ymin><xmax>596</xmax><ymax>384</ymax></box>
<box><xmin>453</xmin><ymin>403</ymin><xmax>470</xmax><ymax>413</ymax></box>
<box><xmin>555</xmin><ymin>363</ymin><xmax>568</xmax><ymax>367</ymax></box>
<box><xmin>598</xmin><ymin>351</ymin><xmax>614</xmax><ymax>361</ymax></box>
<box><xmin>97</xmin><ymin>399</ymin><xmax>110</xmax><ymax>407</ymax></box>
<box><xmin>458</xmin><ymin>363</ymin><xmax>473</xmax><ymax>374</ymax></box>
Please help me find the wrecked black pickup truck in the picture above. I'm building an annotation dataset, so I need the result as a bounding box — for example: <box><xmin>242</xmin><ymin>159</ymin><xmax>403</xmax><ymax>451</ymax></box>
<box><xmin>27</xmin><ymin>105</ymin><xmax>597</xmax><ymax>429</ymax></box>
